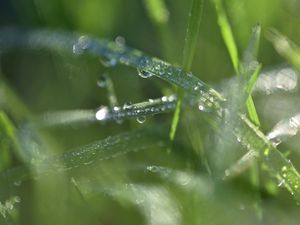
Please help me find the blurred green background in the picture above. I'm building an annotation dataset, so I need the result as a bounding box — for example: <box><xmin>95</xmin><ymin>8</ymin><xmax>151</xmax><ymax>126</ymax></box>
<box><xmin>1</xmin><ymin>0</ymin><xmax>300</xmax><ymax>224</ymax></box>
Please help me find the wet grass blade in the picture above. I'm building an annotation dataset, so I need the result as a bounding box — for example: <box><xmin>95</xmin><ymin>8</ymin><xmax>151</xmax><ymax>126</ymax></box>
<box><xmin>0</xmin><ymin>28</ymin><xmax>224</xmax><ymax>112</ymax></box>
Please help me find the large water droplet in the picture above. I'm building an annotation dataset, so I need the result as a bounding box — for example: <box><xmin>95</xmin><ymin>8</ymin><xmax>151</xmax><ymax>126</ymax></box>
<box><xmin>198</xmin><ymin>105</ymin><xmax>205</xmax><ymax>111</ymax></box>
<box><xmin>115</xmin><ymin>36</ymin><xmax>126</xmax><ymax>47</ymax></box>
<box><xmin>73</xmin><ymin>36</ymin><xmax>91</xmax><ymax>55</ymax></box>
<box><xmin>137</xmin><ymin>116</ymin><xmax>146</xmax><ymax>124</ymax></box>
<box><xmin>95</xmin><ymin>106</ymin><xmax>109</xmax><ymax>121</ymax></box>
<box><xmin>137</xmin><ymin>69</ymin><xmax>154</xmax><ymax>78</ymax></box>
<box><xmin>161</xmin><ymin>96</ymin><xmax>168</xmax><ymax>102</ymax></box>
<box><xmin>113</xmin><ymin>106</ymin><xmax>120</xmax><ymax>111</ymax></box>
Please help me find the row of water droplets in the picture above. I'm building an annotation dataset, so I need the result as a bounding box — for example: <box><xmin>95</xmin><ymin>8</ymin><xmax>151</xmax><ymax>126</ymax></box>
<box><xmin>95</xmin><ymin>95</ymin><xmax>177</xmax><ymax>124</ymax></box>
<box><xmin>72</xmin><ymin>34</ymin><xmax>224</xmax><ymax>117</ymax></box>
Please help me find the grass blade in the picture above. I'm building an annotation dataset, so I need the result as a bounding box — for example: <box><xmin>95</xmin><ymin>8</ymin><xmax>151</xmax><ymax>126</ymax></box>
<box><xmin>212</xmin><ymin>0</ymin><xmax>239</xmax><ymax>73</ymax></box>
<box><xmin>267</xmin><ymin>29</ymin><xmax>300</xmax><ymax>72</ymax></box>
<box><xmin>170</xmin><ymin>0</ymin><xmax>204</xmax><ymax>143</ymax></box>
<box><xmin>0</xmin><ymin>28</ymin><xmax>224</xmax><ymax>111</ymax></box>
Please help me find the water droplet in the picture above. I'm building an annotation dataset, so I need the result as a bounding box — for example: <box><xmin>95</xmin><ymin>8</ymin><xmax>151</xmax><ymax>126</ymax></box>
<box><xmin>137</xmin><ymin>69</ymin><xmax>154</xmax><ymax>78</ymax></box>
<box><xmin>239</xmin><ymin>204</ymin><xmax>245</xmax><ymax>211</ymax></box>
<box><xmin>123</xmin><ymin>102</ymin><xmax>133</xmax><ymax>110</ymax></box>
<box><xmin>148</xmin><ymin>98</ymin><xmax>155</xmax><ymax>103</ymax></box>
<box><xmin>278</xmin><ymin>179</ymin><xmax>285</xmax><ymax>187</ymax></box>
<box><xmin>14</xmin><ymin>196</ymin><xmax>21</xmax><ymax>203</ymax></box>
<box><xmin>113</xmin><ymin>106</ymin><xmax>120</xmax><ymax>111</ymax></box>
<box><xmin>115</xmin><ymin>36</ymin><xmax>126</xmax><ymax>47</ymax></box>
<box><xmin>198</xmin><ymin>105</ymin><xmax>205</xmax><ymax>111</ymax></box>
<box><xmin>100</xmin><ymin>58</ymin><xmax>117</xmax><ymax>67</ymax></box>
<box><xmin>137</xmin><ymin>116</ymin><xmax>146</xmax><ymax>124</ymax></box>
<box><xmin>97</xmin><ymin>75</ymin><xmax>107</xmax><ymax>88</ymax></box>
<box><xmin>95</xmin><ymin>106</ymin><xmax>109</xmax><ymax>121</ymax></box>
<box><xmin>73</xmin><ymin>36</ymin><xmax>91</xmax><ymax>55</ymax></box>
<box><xmin>168</xmin><ymin>95</ymin><xmax>176</xmax><ymax>101</ymax></box>
<box><xmin>13</xmin><ymin>181</ymin><xmax>22</xmax><ymax>186</ymax></box>
<box><xmin>282</xmin><ymin>166</ymin><xmax>287</xmax><ymax>172</ymax></box>
<box><xmin>147</xmin><ymin>165</ymin><xmax>159</xmax><ymax>173</ymax></box>
<box><xmin>161</xmin><ymin>96</ymin><xmax>168</xmax><ymax>102</ymax></box>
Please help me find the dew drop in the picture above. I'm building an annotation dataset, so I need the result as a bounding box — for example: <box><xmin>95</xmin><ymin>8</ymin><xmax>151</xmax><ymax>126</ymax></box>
<box><xmin>282</xmin><ymin>166</ymin><xmax>287</xmax><ymax>172</ymax></box>
<box><xmin>97</xmin><ymin>75</ymin><xmax>107</xmax><ymax>88</ymax></box>
<box><xmin>14</xmin><ymin>196</ymin><xmax>21</xmax><ymax>203</ymax></box>
<box><xmin>13</xmin><ymin>181</ymin><xmax>22</xmax><ymax>186</ymax></box>
<box><xmin>137</xmin><ymin>69</ymin><xmax>154</xmax><ymax>78</ymax></box>
<box><xmin>198</xmin><ymin>105</ymin><xmax>205</xmax><ymax>111</ymax></box>
<box><xmin>73</xmin><ymin>36</ymin><xmax>91</xmax><ymax>55</ymax></box>
<box><xmin>161</xmin><ymin>96</ymin><xmax>168</xmax><ymax>102</ymax></box>
<box><xmin>95</xmin><ymin>106</ymin><xmax>109</xmax><ymax>121</ymax></box>
<box><xmin>168</xmin><ymin>95</ymin><xmax>176</xmax><ymax>101</ymax></box>
<box><xmin>115</xmin><ymin>35</ymin><xmax>126</xmax><ymax>47</ymax></box>
<box><xmin>113</xmin><ymin>106</ymin><xmax>120</xmax><ymax>111</ymax></box>
<box><xmin>137</xmin><ymin>116</ymin><xmax>146</xmax><ymax>124</ymax></box>
<box><xmin>278</xmin><ymin>179</ymin><xmax>285</xmax><ymax>187</ymax></box>
<box><xmin>100</xmin><ymin>58</ymin><xmax>117</xmax><ymax>67</ymax></box>
<box><xmin>123</xmin><ymin>102</ymin><xmax>133</xmax><ymax>110</ymax></box>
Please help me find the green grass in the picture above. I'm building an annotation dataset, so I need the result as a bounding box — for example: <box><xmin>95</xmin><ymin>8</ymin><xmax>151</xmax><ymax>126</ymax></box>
<box><xmin>169</xmin><ymin>0</ymin><xmax>204</xmax><ymax>144</ymax></box>
<box><xmin>1</xmin><ymin>1</ymin><xmax>300</xmax><ymax>225</ymax></box>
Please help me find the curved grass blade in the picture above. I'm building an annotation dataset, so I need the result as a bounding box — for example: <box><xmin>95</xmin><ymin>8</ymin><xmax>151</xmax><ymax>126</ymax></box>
<box><xmin>0</xmin><ymin>28</ymin><xmax>225</xmax><ymax>111</ymax></box>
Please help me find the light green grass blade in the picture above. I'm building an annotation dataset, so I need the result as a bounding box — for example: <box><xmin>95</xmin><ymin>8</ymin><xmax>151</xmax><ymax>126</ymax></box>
<box><xmin>239</xmin><ymin>25</ymin><xmax>261</xmax><ymax>126</ymax></box>
<box><xmin>245</xmin><ymin>64</ymin><xmax>261</xmax><ymax>126</ymax></box>
<box><xmin>213</xmin><ymin>0</ymin><xmax>239</xmax><ymax>73</ymax></box>
<box><xmin>182</xmin><ymin>0</ymin><xmax>204</xmax><ymax>71</ymax></box>
<box><xmin>169</xmin><ymin>0</ymin><xmax>204</xmax><ymax>142</ymax></box>
<box><xmin>0</xmin><ymin>111</ymin><xmax>17</xmax><ymax>171</ymax></box>
<box><xmin>242</xmin><ymin>25</ymin><xmax>261</xmax><ymax>126</ymax></box>
<box><xmin>242</xmin><ymin>24</ymin><xmax>261</xmax><ymax>64</ymax></box>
